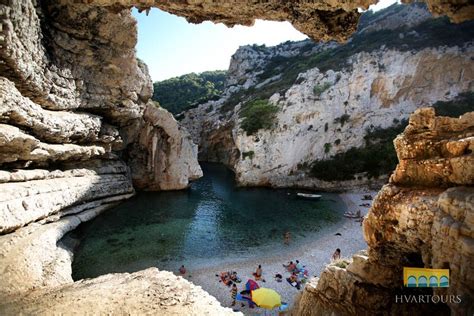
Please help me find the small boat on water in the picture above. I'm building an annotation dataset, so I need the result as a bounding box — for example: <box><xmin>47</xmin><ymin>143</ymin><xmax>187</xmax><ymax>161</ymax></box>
<box><xmin>296</xmin><ymin>193</ymin><xmax>322</xmax><ymax>200</ymax></box>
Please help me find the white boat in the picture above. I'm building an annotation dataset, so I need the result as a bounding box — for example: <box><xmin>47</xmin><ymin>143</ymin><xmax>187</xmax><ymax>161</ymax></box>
<box><xmin>296</xmin><ymin>193</ymin><xmax>322</xmax><ymax>200</ymax></box>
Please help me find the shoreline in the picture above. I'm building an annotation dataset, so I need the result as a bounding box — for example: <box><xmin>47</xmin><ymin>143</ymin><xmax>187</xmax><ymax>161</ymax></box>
<box><xmin>175</xmin><ymin>190</ymin><xmax>377</xmax><ymax>315</ymax></box>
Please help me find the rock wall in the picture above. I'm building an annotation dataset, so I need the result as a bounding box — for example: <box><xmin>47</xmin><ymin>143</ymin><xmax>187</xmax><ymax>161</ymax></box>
<box><xmin>182</xmin><ymin>13</ymin><xmax>474</xmax><ymax>189</ymax></box>
<box><xmin>292</xmin><ymin>108</ymin><xmax>474</xmax><ymax>316</ymax></box>
<box><xmin>129</xmin><ymin>103</ymin><xmax>202</xmax><ymax>190</ymax></box>
<box><xmin>0</xmin><ymin>0</ymin><xmax>205</xmax><ymax>313</ymax></box>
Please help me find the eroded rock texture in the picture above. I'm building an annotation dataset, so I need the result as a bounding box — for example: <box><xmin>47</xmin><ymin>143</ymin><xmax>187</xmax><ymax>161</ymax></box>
<box><xmin>64</xmin><ymin>0</ymin><xmax>474</xmax><ymax>42</ymax></box>
<box><xmin>65</xmin><ymin>0</ymin><xmax>375</xmax><ymax>42</ymax></box>
<box><xmin>293</xmin><ymin>108</ymin><xmax>474</xmax><ymax>316</ymax></box>
<box><xmin>0</xmin><ymin>1</ymin><xmax>210</xmax><ymax>314</ymax></box>
<box><xmin>0</xmin><ymin>0</ymin><xmax>202</xmax><ymax>233</ymax></box>
<box><xmin>0</xmin><ymin>268</ymin><xmax>239</xmax><ymax>316</ymax></box>
<box><xmin>129</xmin><ymin>103</ymin><xmax>202</xmax><ymax>190</ymax></box>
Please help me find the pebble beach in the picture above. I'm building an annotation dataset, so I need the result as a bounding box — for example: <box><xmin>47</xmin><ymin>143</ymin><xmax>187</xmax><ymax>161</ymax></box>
<box><xmin>176</xmin><ymin>191</ymin><xmax>377</xmax><ymax>315</ymax></box>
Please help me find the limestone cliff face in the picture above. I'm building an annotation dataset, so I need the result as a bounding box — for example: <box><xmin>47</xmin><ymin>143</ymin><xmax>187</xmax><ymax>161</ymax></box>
<box><xmin>129</xmin><ymin>104</ymin><xmax>203</xmax><ymax>190</ymax></box>
<box><xmin>234</xmin><ymin>46</ymin><xmax>473</xmax><ymax>188</ymax></box>
<box><xmin>0</xmin><ymin>0</ymin><xmax>206</xmax><ymax>313</ymax></box>
<box><xmin>181</xmin><ymin>4</ymin><xmax>474</xmax><ymax>190</ymax></box>
<box><xmin>292</xmin><ymin>108</ymin><xmax>474</xmax><ymax>316</ymax></box>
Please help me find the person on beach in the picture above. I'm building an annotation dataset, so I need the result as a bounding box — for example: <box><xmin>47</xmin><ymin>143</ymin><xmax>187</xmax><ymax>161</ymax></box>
<box><xmin>220</xmin><ymin>271</ymin><xmax>232</xmax><ymax>286</ymax></box>
<box><xmin>179</xmin><ymin>265</ymin><xmax>186</xmax><ymax>275</ymax></box>
<box><xmin>286</xmin><ymin>272</ymin><xmax>301</xmax><ymax>290</ymax></box>
<box><xmin>274</xmin><ymin>273</ymin><xmax>283</xmax><ymax>282</ymax></box>
<box><xmin>284</xmin><ymin>231</ymin><xmax>291</xmax><ymax>245</ymax></box>
<box><xmin>283</xmin><ymin>261</ymin><xmax>296</xmax><ymax>272</ymax></box>
<box><xmin>253</xmin><ymin>264</ymin><xmax>263</xmax><ymax>281</ymax></box>
<box><xmin>296</xmin><ymin>260</ymin><xmax>304</xmax><ymax>272</ymax></box>
<box><xmin>230</xmin><ymin>283</ymin><xmax>238</xmax><ymax>306</ymax></box>
<box><xmin>332</xmin><ymin>248</ymin><xmax>341</xmax><ymax>261</ymax></box>
<box><xmin>230</xmin><ymin>271</ymin><xmax>241</xmax><ymax>283</ymax></box>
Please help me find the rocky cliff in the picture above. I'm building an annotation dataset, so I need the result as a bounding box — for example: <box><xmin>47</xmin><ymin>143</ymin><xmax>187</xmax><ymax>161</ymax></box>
<box><xmin>128</xmin><ymin>104</ymin><xmax>203</xmax><ymax>191</ymax></box>
<box><xmin>292</xmin><ymin>108</ymin><xmax>474</xmax><ymax>315</ymax></box>
<box><xmin>181</xmin><ymin>3</ymin><xmax>474</xmax><ymax>190</ymax></box>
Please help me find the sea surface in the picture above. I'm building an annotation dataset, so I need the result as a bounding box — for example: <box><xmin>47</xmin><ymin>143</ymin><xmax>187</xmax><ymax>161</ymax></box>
<box><xmin>70</xmin><ymin>163</ymin><xmax>346</xmax><ymax>280</ymax></box>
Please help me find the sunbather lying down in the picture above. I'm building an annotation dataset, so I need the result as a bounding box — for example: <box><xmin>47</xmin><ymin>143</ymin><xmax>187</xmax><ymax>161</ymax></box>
<box><xmin>219</xmin><ymin>271</ymin><xmax>241</xmax><ymax>286</ymax></box>
<box><xmin>287</xmin><ymin>272</ymin><xmax>301</xmax><ymax>290</ymax></box>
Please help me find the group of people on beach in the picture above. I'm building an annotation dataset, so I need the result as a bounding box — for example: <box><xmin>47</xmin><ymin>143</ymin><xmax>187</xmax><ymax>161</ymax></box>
<box><xmin>220</xmin><ymin>271</ymin><xmax>242</xmax><ymax>286</ymax></box>
<box><xmin>281</xmin><ymin>260</ymin><xmax>307</xmax><ymax>290</ymax></box>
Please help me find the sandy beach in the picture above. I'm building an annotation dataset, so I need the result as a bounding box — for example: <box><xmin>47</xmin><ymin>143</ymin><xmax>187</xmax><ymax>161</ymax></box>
<box><xmin>176</xmin><ymin>191</ymin><xmax>377</xmax><ymax>315</ymax></box>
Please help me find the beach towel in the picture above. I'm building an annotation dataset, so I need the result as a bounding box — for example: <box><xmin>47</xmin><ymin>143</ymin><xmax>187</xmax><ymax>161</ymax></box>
<box><xmin>286</xmin><ymin>278</ymin><xmax>301</xmax><ymax>290</ymax></box>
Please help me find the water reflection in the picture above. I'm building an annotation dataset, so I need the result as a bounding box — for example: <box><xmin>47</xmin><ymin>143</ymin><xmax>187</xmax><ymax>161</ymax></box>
<box><xmin>71</xmin><ymin>163</ymin><xmax>345</xmax><ymax>280</ymax></box>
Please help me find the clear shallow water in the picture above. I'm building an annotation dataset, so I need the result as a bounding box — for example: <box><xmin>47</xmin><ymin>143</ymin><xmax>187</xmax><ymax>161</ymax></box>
<box><xmin>71</xmin><ymin>163</ymin><xmax>346</xmax><ymax>280</ymax></box>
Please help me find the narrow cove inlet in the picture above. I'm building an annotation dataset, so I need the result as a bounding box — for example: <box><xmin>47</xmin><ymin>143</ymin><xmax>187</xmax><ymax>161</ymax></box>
<box><xmin>70</xmin><ymin>163</ymin><xmax>347</xmax><ymax>280</ymax></box>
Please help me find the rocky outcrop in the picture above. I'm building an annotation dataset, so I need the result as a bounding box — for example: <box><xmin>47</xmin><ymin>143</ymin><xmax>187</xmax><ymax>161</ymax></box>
<box><xmin>0</xmin><ymin>160</ymin><xmax>134</xmax><ymax>234</ymax></box>
<box><xmin>391</xmin><ymin>108</ymin><xmax>474</xmax><ymax>187</ymax></box>
<box><xmin>0</xmin><ymin>266</ymin><xmax>239</xmax><ymax>315</ymax></box>
<box><xmin>62</xmin><ymin>0</ymin><xmax>474</xmax><ymax>42</ymax></box>
<box><xmin>182</xmin><ymin>4</ymin><xmax>474</xmax><ymax>190</ymax></box>
<box><xmin>63</xmin><ymin>0</ymin><xmax>374</xmax><ymax>42</ymax></box>
<box><xmin>292</xmin><ymin>108</ymin><xmax>474</xmax><ymax>315</ymax></box>
<box><xmin>414</xmin><ymin>0</ymin><xmax>474</xmax><ymax>23</ymax></box>
<box><xmin>0</xmin><ymin>0</ymin><xmax>203</xmax><ymax>233</ymax></box>
<box><xmin>129</xmin><ymin>104</ymin><xmax>202</xmax><ymax>190</ymax></box>
<box><xmin>0</xmin><ymin>0</ymin><xmax>202</xmax><ymax>308</ymax></box>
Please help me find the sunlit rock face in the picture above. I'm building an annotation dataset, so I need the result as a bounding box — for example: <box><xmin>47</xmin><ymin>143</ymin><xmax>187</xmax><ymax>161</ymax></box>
<box><xmin>293</xmin><ymin>109</ymin><xmax>474</xmax><ymax>315</ymax></box>
<box><xmin>0</xmin><ymin>267</ymin><xmax>239</xmax><ymax>316</ymax></box>
<box><xmin>181</xmin><ymin>3</ymin><xmax>474</xmax><ymax>190</ymax></box>
<box><xmin>128</xmin><ymin>103</ymin><xmax>203</xmax><ymax>190</ymax></box>
<box><xmin>0</xmin><ymin>0</ymin><xmax>213</xmax><ymax>313</ymax></box>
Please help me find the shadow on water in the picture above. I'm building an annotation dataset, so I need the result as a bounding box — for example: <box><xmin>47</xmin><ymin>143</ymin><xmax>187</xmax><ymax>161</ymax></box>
<box><xmin>70</xmin><ymin>163</ymin><xmax>346</xmax><ymax>280</ymax></box>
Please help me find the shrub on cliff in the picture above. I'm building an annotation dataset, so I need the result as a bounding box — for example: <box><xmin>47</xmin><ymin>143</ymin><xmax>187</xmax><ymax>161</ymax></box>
<box><xmin>309</xmin><ymin>120</ymin><xmax>408</xmax><ymax>181</ymax></box>
<box><xmin>239</xmin><ymin>99</ymin><xmax>279</xmax><ymax>135</ymax></box>
<box><xmin>313</xmin><ymin>82</ymin><xmax>332</xmax><ymax>97</ymax></box>
<box><xmin>432</xmin><ymin>92</ymin><xmax>474</xmax><ymax>117</ymax></box>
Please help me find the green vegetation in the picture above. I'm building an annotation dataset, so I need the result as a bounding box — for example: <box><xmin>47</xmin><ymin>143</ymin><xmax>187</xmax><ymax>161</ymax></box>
<box><xmin>309</xmin><ymin>120</ymin><xmax>408</xmax><ymax>181</ymax></box>
<box><xmin>239</xmin><ymin>99</ymin><xmax>279</xmax><ymax>135</ymax></box>
<box><xmin>324</xmin><ymin>143</ymin><xmax>332</xmax><ymax>154</ymax></box>
<box><xmin>242</xmin><ymin>151</ymin><xmax>255</xmax><ymax>160</ymax></box>
<box><xmin>334</xmin><ymin>114</ymin><xmax>351</xmax><ymax>127</ymax></box>
<box><xmin>313</xmin><ymin>82</ymin><xmax>332</xmax><ymax>97</ymax></box>
<box><xmin>219</xmin><ymin>4</ymin><xmax>474</xmax><ymax>114</ymax></box>
<box><xmin>307</xmin><ymin>91</ymin><xmax>474</xmax><ymax>182</ymax></box>
<box><xmin>432</xmin><ymin>91</ymin><xmax>474</xmax><ymax>117</ymax></box>
<box><xmin>332</xmin><ymin>259</ymin><xmax>351</xmax><ymax>269</ymax></box>
<box><xmin>152</xmin><ymin>70</ymin><xmax>226</xmax><ymax>115</ymax></box>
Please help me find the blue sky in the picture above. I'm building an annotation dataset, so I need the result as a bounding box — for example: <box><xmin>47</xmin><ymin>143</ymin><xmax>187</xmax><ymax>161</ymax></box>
<box><xmin>133</xmin><ymin>0</ymin><xmax>398</xmax><ymax>82</ymax></box>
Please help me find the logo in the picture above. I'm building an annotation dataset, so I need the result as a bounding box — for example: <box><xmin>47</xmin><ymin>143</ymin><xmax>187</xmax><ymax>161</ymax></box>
<box><xmin>403</xmin><ymin>267</ymin><xmax>449</xmax><ymax>288</ymax></box>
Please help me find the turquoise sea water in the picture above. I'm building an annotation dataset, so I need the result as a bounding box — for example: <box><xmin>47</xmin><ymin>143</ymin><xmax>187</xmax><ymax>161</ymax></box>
<box><xmin>71</xmin><ymin>163</ymin><xmax>346</xmax><ymax>280</ymax></box>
